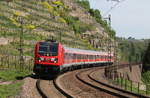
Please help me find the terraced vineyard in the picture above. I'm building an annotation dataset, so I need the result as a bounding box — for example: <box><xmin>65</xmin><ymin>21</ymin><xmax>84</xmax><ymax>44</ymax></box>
<box><xmin>0</xmin><ymin>0</ymin><xmax>95</xmax><ymax>53</ymax></box>
<box><xmin>0</xmin><ymin>0</ymin><xmax>103</xmax><ymax>71</ymax></box>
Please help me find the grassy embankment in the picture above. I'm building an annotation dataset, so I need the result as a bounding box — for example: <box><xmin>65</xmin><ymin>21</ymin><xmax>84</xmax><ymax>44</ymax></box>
<box><xmin>114</xmin><ymin>78</ymin><xmax>150</xmax><ymax>95</ymax></box>
<box><xmin>0</xmin><ymin>70</ymin><xmax>30</xmax><ymax>97</ymax></box>
<box><xmin>142</xmin><ymin>71</ymin><xmax>150</xmax><ymax>93</ymax></box>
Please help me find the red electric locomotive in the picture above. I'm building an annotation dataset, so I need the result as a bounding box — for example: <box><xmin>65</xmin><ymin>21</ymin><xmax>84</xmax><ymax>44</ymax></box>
<box><xmin>33</xmin><ymin>40</ymin><xmax>114</xmax><ymax>75</ymax></box>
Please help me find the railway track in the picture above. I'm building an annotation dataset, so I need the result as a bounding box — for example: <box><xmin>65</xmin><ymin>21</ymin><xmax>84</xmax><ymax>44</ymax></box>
<box><xmin>36</xmin><ymin>66</ymin><xmax>149</xmax><ymax>98</ymax></box>
<box><xmin>89</xmin><ymin>67</ymin><xmax>150</xmax><ymax>98</ymax></box>
<box><xmin>75</xmin><ymin>68</ymin><xmax>133</xmax><ymax>98</ymax></box>
<box><xmin>77</xmin><ymin>67</ymin><xmax>150</xmax><ymax>98</ymax></box>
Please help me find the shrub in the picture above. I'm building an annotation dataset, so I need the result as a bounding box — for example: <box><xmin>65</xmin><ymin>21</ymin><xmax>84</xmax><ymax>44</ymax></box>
<box><xmin>52</xmin><ymin>1</ymin><xmax>64</xmax><ymax>6</ymax></box>
<box><xmin>77</xmin><ymin>0</ymin><xmax>90</xmax><ymax>10</ymax></box>
<box><xmin>9</xmin><ymin>17</ymin><xmax>20</xmax><ymax>27</ymax></box>
<box><xmin>64</xmin><ymin>16</ymin><xmax>94</xmax><ymax>34</ymax></box>
<box><xmin>57</xmin><ymin>17</ymin><xmax>66</xmax><ymax>23</ymax></box>
<box><xmin>25</xmin><ymin>24</ymin><xmax>36</xmax><ymax>30</ymax></box>
<box><xmin>41</xmin><ymin>1</ymin><xmax>54</xmax><ymax>13</ymax></box>
<box><xmin>14</xmin><ymin>11</ymin><xmax>21</xmax><ymax>17</ymax></box>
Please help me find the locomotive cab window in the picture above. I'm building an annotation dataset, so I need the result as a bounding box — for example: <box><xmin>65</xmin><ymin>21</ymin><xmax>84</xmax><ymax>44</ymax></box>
<box><xmin>38</xmin><ymin>42</ymin><xmax>58</xmax><ymax>56</ymax></box>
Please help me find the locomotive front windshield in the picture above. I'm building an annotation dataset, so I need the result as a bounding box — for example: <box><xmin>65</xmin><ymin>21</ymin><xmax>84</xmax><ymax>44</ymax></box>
<box><xmin>38</xmin><ymin>42</ymin><xmax>58</xmax><ymax>56</ymax></box>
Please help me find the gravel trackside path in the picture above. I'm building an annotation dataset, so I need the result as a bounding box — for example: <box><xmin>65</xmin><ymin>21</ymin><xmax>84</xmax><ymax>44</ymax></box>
<box><xmin>18</xmin><ymin>77</ymin><xmax>41</xmax><ymax>98</ymax></box>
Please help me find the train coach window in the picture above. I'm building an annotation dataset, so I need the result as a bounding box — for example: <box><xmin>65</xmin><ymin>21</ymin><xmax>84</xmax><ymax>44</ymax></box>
<box><xmin>101</xmin><ymin>56</ymin><xmax>104</xmax><ymax>59</ymax></box>
<box><xmin>89</xmin><ymin>55</ymin><xmax>92</xmax><ymax>60</ymax></box>
<box><xmin>88</xmin><ymin>55</ymin><xmax>90</xmax><ymax>60</ymax></box>
<box><xmin>78</xmin><ymin>54</ymin><xmax>81</xmax><ymax>59</ymax></box>
<box><xmin>103</xmin><ymin>56</ymin><xmax>105</xmax><ymax>59</ymax></box>
<box><xmin>99</xmin><ymin>55</ymin><xmax>101</xmax><ymax>59</ymax></box>
<box><xmin>110</xmin><ymin>56</ymin><xmax>112</xmax><ymax>59</ymax></box>
<box><xmin>101</xmin><ymin>56</ymin><xmax>103</xmax><ymax>59</ymax></box>
<box><xmin>77</xmin><ymin>54</ymin><xmax>80</xmax><ymax>59</ymax></box>
<box><xmin>79</xmin><ymin>54</ymin><xmax>82</xmax><ymax>59</ymax></box>
<box><xmin>92</xmin><ymin>55</ymin><xmax>94</xmax><ymax>60</ymax></box>
<box><xmin>95</xmin><ymin>55</ymin><xmax>97</xmax><ymax>59</ymax></box>
<box><xmin>84</xmin><ymin>55</ymin><xmax>86</xmax><ymax>59</ymax></box>
<box><xmin>97</xmin><ymin>55</ymin><xmax>99</xmax><ymax>59</ymax></box>
<box><xmin>81</xmin><ymin>55</ymin><xmax>84</xmax><ymax>59</ymax></box>
<box><xmin>104</xmin><ymin>55</ymin><xmax>106</xmax><ymax>59</ymax></box>
<box><xmin>89</xmin><ymin>55</ymin><xmax>91</xmax><ymax>59</ymax></box>
<box><xmin>82</xmin><ymin>55</ymin><xmax>83</xmax><ymax>59</ymax></box>
<box><xmin>70</xmin><ymin>53</ymin><xmax>73</xmax><ymax>59</ymax></box>
<box><xmin>87</xmin><ymin>55</ymin><xmax>89</xmax><ymax>59</ymax></box>
<box><xmin>64</xmin><ymin>53</ymin><xmax>68</xmax><ymax>59</ymax></box>
<box><xmin>106</xmin><ymin>56</ymin><xmax>108</xmax><ymax>59</ymax></box>
<box><xmin>65</xmin><ymin>53</ymin><xmax>70</xmax><ymax>59</ymax></box>
<box><xmin>105</xmin><ymin>56</ymin><xmax>107</xmax><ymax>59</ymax></box>
<box><xmin>73</xmin><ymin>54</ymin><xmax>76</xmax><ymax>59</ymax></box>
<box><xmin>76</xmin><ymin>54</ymin><xmax>79</xmax><ymax>59</ymax></box>
<box><xmin>80</xmin><ymin>55</ymin><xmax>82</xmax><ymax>59</ymax></box>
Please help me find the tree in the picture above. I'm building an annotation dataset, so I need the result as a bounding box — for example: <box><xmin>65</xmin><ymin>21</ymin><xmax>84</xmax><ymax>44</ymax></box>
<box><xmin>77</xmin><ymin>0</ymin><xmax>90</xmax><ymax>10</ymax></box>
<box><xmin>143</xmin><ymin>43</ymin><xmax>150</xmax><ymax>72</ymax></box>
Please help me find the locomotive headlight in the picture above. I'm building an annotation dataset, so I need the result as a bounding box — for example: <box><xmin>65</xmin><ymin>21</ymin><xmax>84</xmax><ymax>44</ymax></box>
<box><xmin>40</xmin><ymin>57</ymin><xmax>44</xmax><ymax>61</ymax></box>
<box><xmin>51</xmin><ymin>58</ymin><xmax>55</xmax><ymax>61</ymax></box>
<box><xmin>51</xmin><ymin>58</ymin><xmax>58</xmax><ymax>63</ymax></box>
<box><xmin>38</xmin><ymin>57</ymin><xmax>44</xmax><ymax>62</ymax></box>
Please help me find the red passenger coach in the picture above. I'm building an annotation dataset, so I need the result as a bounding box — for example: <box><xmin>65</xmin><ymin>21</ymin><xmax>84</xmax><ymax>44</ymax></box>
<box><xmin>33</xmin><ymin>41</ymin><xmax>114</xmax><ymax>75</ymax></box>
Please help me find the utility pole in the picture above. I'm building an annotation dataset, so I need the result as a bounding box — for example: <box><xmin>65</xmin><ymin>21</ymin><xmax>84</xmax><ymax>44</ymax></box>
<box><xmin>104</xmin><ymin>14</ymin><xmax>117</xmax><ymax>79</ymax></box>
<box><xmin>104</xmin><ymin>14</ymin><xmax>112</xmax><ymax>64</ymax></box>
<box><xmin>18</xmin><ymin>18</ymin><xmax>24</xmax><ymax>71</ymax></box>
<box><xmin>59</xmin><ymin>31</ymin><xmax>62</xmax><ymax>42</ymax></box>
<box><xmin>104</xmin><ymin>14</ymin><xmax>111</xmax><ymax>28</ymax></box>
<box><xmin>108</xmin><ymin>14</ymin><xmax>111</xmax><ymax>28</ymax></box>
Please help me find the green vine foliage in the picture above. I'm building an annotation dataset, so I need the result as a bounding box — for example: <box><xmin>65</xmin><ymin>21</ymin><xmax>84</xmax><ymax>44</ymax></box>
<box><xmin>143</xmin><ymin>43</ymin><xmax>150</xmax><ymax>72</ymax></box>
<box><xmin>63</xmin><ymin>15</ymin><xmax>94</xmax><ymax>34</ymax></box>
<box><xmin>76</xmin><ymin>0</ymin><xmax>90</xmax><ymax>10</ymax></box>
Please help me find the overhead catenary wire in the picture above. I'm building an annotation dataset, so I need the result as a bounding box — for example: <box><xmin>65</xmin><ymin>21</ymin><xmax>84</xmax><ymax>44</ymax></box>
<box><xmin>103</xmin><ymin>0</ymin><xmax>127</xmax><ymax>16</ymax></box>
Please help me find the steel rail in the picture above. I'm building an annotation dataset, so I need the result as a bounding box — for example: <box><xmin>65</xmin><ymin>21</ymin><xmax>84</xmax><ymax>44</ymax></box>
<box><xmin>36</xmin><ymin>79</ymin><xmax>48</xmax><ymax>98</ymax></box>
<box><xmin>53</xmin><ymin>78</ymin><xmax>73</xmax><ymax>98</ymax></box>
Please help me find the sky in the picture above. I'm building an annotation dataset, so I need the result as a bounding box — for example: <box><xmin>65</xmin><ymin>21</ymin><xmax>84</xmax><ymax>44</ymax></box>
<box><xmin>89</xmin><ymin>0</ymin><xmax>150</xmax><ymax>39</ymax></box>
